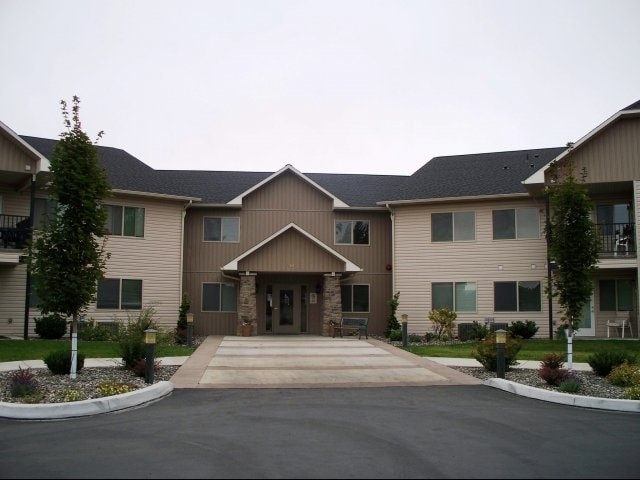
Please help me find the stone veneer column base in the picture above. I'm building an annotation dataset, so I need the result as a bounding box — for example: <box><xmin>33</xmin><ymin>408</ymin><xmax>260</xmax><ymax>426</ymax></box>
<box><xmin>322</xmin><ymin>274</ymin><xmax>342</xmax><ymax>336</ymax></box>
<box><xmin>237</xmin><ymin>273</ymin><xmax>257</xmax><ymax>335</ymax></box>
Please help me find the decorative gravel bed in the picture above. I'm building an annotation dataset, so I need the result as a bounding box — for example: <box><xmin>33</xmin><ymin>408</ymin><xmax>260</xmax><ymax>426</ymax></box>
<box><xmin>0</xmin><ymin>365</ymin><xmax>180</xmax><ymax>404</ymax></box>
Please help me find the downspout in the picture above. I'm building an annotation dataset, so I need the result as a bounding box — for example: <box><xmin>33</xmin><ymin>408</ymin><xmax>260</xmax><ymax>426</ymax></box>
<box><xmin>179</xmin><ymin>200</ymin><xmax>192</xmax><ymax>301</ymax></box>
<box><xmin>23</xmin><ymin>173</ymin><xmax>36</xmax><ymax>340</ymax></box>
<box><xmin>386</xmin><ymin>204</ymin><xmax>395</xmax><ymax>296</ymax></box>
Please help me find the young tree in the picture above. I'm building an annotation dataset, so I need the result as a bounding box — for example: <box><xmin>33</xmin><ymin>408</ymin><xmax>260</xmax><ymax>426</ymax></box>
<box><xmin>545</xmin><ymin>154</ymin><xmax>600</xmax><ymax>368</ymax></box>
<box><xmin>29</xmin><ymin>97</ymin><xmax>111</xmax><ymax>379</ymax></box>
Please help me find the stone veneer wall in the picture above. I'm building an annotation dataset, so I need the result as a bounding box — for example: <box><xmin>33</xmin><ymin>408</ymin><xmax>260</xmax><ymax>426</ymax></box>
<box><xmin>322</xmin><ymin>274</ymin><xmax>342</xmax><ymax>335</ymax></box>
<box><xmin>238</xmin><ymin>274</ymin><xmax>257</xmax><ymax>335</ymax></box>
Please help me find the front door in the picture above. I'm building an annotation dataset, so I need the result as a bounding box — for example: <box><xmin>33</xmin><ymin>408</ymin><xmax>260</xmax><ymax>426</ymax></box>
<box><xmin>575</xmin><ymin>290</ymin><xmax>595</xmax><ymax>336</ymax></box>
<box><xmin>273</xmin><ymin>284</ymin><xmax>300</xmax><ymax>334</ymax></box>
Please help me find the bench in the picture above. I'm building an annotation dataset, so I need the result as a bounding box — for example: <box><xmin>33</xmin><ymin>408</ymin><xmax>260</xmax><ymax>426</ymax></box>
<box><xmin>332</xmin><ymin>317</ymin><xmax>368</xmax><ymax>339</ymax></box>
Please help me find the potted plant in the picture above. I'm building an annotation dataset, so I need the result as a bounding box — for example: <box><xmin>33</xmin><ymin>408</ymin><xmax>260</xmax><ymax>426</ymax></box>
<box><xmin>241</xmin><ymin>318</ymin><xmax>253</xmax><ymax>337</ymax></box>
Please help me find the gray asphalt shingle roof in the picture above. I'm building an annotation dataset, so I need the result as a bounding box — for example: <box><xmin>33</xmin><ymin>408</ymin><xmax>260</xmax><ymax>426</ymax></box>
<box><xmin>21</xmin><ymin>135</ymin><xmax>566</xmax><ymax>207</ymax></box>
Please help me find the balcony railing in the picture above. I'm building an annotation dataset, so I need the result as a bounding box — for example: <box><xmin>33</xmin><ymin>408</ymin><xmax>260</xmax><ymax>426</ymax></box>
<box><xmin>596</xmin><ymin>222</ymin><xmax>636</xmax><ymax>258</ymax></box>
<box><xmin>0</xmin><ymin>214</ymin><xmax>31</xmax><ymax>249</ymax></box>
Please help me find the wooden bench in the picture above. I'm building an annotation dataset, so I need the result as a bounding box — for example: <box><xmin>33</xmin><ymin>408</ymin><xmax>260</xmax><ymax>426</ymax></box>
<box><xmin>332</xmin><ymin>317</ymin><xmax>368</xmax><ymax>339</ymax></box>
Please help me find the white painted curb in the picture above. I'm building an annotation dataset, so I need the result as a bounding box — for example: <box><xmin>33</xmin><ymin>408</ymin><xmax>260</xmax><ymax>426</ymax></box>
<box><xmin>485</xmin><ymin>378</ymin><xmax>640</xmax><ymax>413</ymax></box>
<box><xmin>0</xmin><ymin>381</ymin><xmax>174</xmax><ymax>420</ymax></box>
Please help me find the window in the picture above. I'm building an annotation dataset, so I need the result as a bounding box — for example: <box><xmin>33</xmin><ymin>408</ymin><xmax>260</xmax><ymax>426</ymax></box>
<box><xmin>596</xmin><ymin>203</ymin><xmax>632</xmax><ymax>235</ymax></box>
<box><xmin>599</xmin><ymin>280</ymin><xmax>633</xmax><ymax>311</ymax></box>
<box><xmin>33</xmin><ymin>198</ymin><xmax>57</xmax><ymax>229</ymax></box>
<box><xmin>104</xmin><ymin>205</ymin><xmax>145</xmax><ymax>237</ymax></box>
<box><xmin>431</xmin><ymin>212</ymin><xmax>475</xmax><ymax>242</ymax></box>
<box><xmin>335</xmin><ymin>220</ymin><xmax>369</xmax><ymax>245</ymax></box>
<box><xmin>97</xmin><ymin>278</ymin><xmax>142</xmax><ymax>309</ymax></box>
<box><xmin>432</xmin><ymin>282</ymin><xmax>476</xmax><ymax>311</ymax></box>
<box><xmin>202</xmin><ymin>283</ymin><xmax>237</xmax><ymax>311</ymax></box>
<box><xmin>341</xmin><ymin>284</ymin><xmax>369</xmax><ymax>312</ymax></box>
<box><xmin>203</xmin><ymin>217</ymin><xmax>239</xmax><ymax>242</ymax></box>
<box><xmin>492</xmin><ymin>208</ymin><xmax>539</xmax><ymax>240</ymax></box>
<box><xmin>494</xmin><ymin>281</ymin><xmax>541</xmax><ymax>312</ymax></box>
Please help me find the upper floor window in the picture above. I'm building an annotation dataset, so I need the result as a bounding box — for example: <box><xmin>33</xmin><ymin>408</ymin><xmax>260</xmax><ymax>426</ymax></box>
<box><xmin>494</xmin><ymin>281</ymin><xmax>541</xmax><ymax>312</ymax></box>
<box><xmin>432</xmin><ymin>282</ymin><xmax>477</xmax><ymax>312</ymax></box>
<box><xmin>105</xmin><ymin>205</ymin><xmax>145</xmax><ymax>237</ymax></box>
<box><xmin>204</xmin><ymin>217</ymin><xmax>239</xmax><ymax>242</ymax></box>
<box><xmin>33</xmin><ymin>198</ymin><xmax>57</xmax><ymax>229</ymax></box>
<box><xmin>202</xmin><ymin>282</ymin><xmax>237</xmax><ymax>311</ymax></box>
<box><xmin>492</xmin><ymin>208</ymin><xmax>539</xmax><ymax>240</ymax></box>
<box><xmin>431</xmin><ymin>212</ymin><xmax>475</xmax><ymax>242</ymax></box>
<box><xmin>335</xmin><ymin>220</ymin><xmax>369</xmax><ymax>245</ymax></box>
<box><xmin>97</xmin><ymin>278</ymin><xmax>142</xmax><ymax>310</ymax></box>
<box><xmin>341</xmin><ymin>284</ymin><xmax>369</xmax><ymax>312</ymax></box>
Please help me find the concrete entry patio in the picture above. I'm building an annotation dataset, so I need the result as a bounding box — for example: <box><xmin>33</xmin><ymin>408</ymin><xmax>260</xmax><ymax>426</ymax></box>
<box><xmin>170</xmin><ymin>335</ymin><xmax>482</xmax><ymax>389</ymax></box>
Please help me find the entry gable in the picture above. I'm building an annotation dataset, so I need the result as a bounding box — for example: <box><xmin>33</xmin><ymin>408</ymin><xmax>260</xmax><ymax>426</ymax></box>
<box><xmin>227</xmin><ymin>165</ymin><xmax>349</xmax><ymax>208</ymax></box>
<box><xmin>222</xmin><ymin>223</ymin><xmax>361</xmax><ymax>272</ymax></box>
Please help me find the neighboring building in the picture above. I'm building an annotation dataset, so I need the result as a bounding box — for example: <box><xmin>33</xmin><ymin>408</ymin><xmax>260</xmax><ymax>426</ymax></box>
<box><xmin>0</xmin><ymin>99</ymin><xmax>637</xmax><ymax>339</ymax></box>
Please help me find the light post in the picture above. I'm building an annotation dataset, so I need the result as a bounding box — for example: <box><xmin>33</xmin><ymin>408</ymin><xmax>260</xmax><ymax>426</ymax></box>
<box><xmin>401</xmin><ymin>314</ymin><xmax>408</xmax><ymax>347</ymax></box>
<box><xmin>186</xmin><ymin>313</ymin><xmax>194</xmax><ymax>348</ymax></box>
<box><xmin>495</xmin><ymin>329</ymin><xmax>507</xmax><ymax>379</ymax></box>
<box><xmin>143</xmin><ymin>328</ymin><xmax>157</xmax><ymax>384</ymax></box>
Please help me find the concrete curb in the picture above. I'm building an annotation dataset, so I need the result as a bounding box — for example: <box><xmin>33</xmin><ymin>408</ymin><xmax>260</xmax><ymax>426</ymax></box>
<box><xmin>0</xmin><ymin>381</ymin><xmax>174</xmax><ymax>420</ymax></box>
<box><xmin>485</xmin><ymin>378</ymin><xmax>640</xmax><ymax>413</ymax></box>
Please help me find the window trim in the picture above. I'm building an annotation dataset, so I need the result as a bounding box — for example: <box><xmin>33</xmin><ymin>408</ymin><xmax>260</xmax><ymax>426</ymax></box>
<box><xmin>431</xmin><ymin>281</ymin><xmax>477</xmax><ymax>312</ymax></box>
<box><xmin>340</xmin><ymin>283</ymin><xmax>370</xmax><ymax>313</ymax></box>
<box><xmin>493</xmin><ymin>280</ymin><xmax>542</xmax><ymax>312</ymax></box>
<box><xmin>492</xmin><ymin>207</ymin><xmax>540</xmax><ymax>240</ymax></box>
<box><xmin>431</xmin><ymin>211</ymin><xmax>476</xmax><ymax>242</ymax></box>
<box><xmin>96</xmin><ymin>278</ymin><xmax>143</xmax><ymax>310</ymax></box>
<box><xmin>104</xmin><ymin>204</ymin><xmax>145</xmax><ymax>238</ymax></box>
<box><xmin>202</xmin><ymin>216</ymin><xmax>241</xmax><ymax>243</ymax></box>
<box><xmin>201</xmin><ymin>282</ymin><xmax>238</xmax><ymax>312</ymax></box>
<box><xmin>334</xmin><ymin>220</ymin><xmax>370</xmax><ymax>246</ymax></box>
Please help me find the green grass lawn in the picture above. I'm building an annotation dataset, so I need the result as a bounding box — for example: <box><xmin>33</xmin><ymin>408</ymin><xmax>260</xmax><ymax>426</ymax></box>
<box><xmin>404</xmin><ymin>339</ymin><xmax>639</xmax><ymax>363</ymax></box>
<box><xmin>0</xmin><ymin>339</ymin><xmax>196</xmax><ymax>362</ymax></box>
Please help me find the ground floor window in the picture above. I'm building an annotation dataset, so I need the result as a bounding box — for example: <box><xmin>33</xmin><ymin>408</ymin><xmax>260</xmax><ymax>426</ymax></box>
<box><xmin>599</xmin><ymin>279</ymin><xmax>634</xmax><ymax>311</ymax></box>
<box><xmin>432</xmin><ymin>282</ymin><xmax>476</xmax><ymax>311</ymax></box>
<box><xmin>494</xmin><ymin>281</ymin><xmax>541</xmax><ymax>312</ymax></box>
<box><xmin>97</xmin><ymin>279</ymin><xmax>142</xmax><ymax>309</ymax></box>
<box><xmin>202</xmin><ymin>283</ymin><xmax>237</xmax><ymax>312</ymax></box>
<box><xmin>341</xmin><ymin>284</ymin><xmax>369</xmax><ymax>312</ymax></box>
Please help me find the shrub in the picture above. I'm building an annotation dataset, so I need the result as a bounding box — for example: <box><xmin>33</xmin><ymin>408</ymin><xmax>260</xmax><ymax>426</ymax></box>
<box><xmin>471</xmin><ymin>332</ymin><xmax>522</xmax><ymax>372</ymax></box>
<box><xmin>132</xmin><ymin>358</ymin><xmax>162</xmax><ymax>378</ymax></box>
<box><xmin>558</xmin><ymin>371</ymin><xmax>582</xmax><ymax>393</ymax></box>
<box><xmin>116</xmin><ymin>307</ymin><xmax>159</xmax><ymax>369</ymax></box>
<box><xmin>538</xmin><ymin>366</ymin><xmax>569</xmax><ymax>386</ymax></box>
<box><xmin>540</xmin><ymin>352</ymin><xmax>566</xmax><ymax>370</ymax></box>
<box><xmin>388</xmin><ymin>329</ymin><xmax>402</xmax><ymax>342</ymax></box>
<box><xmin>79</xmin><ymin>320</ymin><xmax>118</xmax><ymax>341</ymax></box>
<box><xmin>44</xmin><ymin>349</ymin><xmax>86</xmax><ymax>375</ymax></box>
<box><xmin>8</xmin><ymin>367</ymin><xmax>38</xmax><ymax>398</ymax></box>
<box><xmin>508</xmin><ymin>320</ymin><xmax>539</xmax><ymax>339</ymax></box>
<box><xmin>588</xmin><ymin>351</ymin><xmax>638</xmax><ymax>377</ymax></box>
<box><xmin>385</xmin><ymin>292</ymin><xmax>401</xmax><ymax>338</ymax></box>
<box><xmin>624</xmin><ymin>385</ymin><xmax>640</xmax><ymax>400</ymax></box>
<box><xmin>428</xmin><ymin>308</ymin><xmax>456</xmax><ymax>340</ymax></box>
<box><xmin>458</xmin><ymin>321</ymin><xmax>489</xmax><ymax>341</ymax></box>
<box><xmin>34</xmin><ymin>313</ymin><xmax>68</xmax><ymax>339</ymax></box>
<box><xmin>607</xmin><ymin>361</ymin><xmax>640</xmax><ymax>387</ymax></box>
<box><xmin>408</xmin><ymin>335</ymin><xmax>423</xmax><ymax>343</ymax></box>
<box><xmin>63</xmin><ymin>389</ymin><xmax>86</xmax><ymax>402</ymax></box>
<box><xmin>177</xmin><ymin>293</ymin><xmax>190</xmax><ymax>331</ymax></box>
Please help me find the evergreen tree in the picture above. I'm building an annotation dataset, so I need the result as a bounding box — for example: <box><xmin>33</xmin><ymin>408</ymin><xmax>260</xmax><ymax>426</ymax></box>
<box><xmin>29</xmin><ymin>96</ymin><xmax>111</xmax><ymax>378</ymax></box>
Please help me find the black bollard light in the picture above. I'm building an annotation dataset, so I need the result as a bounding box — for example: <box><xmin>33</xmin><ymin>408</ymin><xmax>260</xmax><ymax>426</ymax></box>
<box><xmin>186</xmin><ymin>313</ymin><xmax>194</xmax><ymax>348</ymax></box>
<box><xmin>144</xmin><ymin>328</ymin><xmax>158</xmax><ymax>384</ymax></box>
<box><xmin>401</xmin><ymin>314</ymin><xmax>408</xmax><ymax>347</ymax></box>
<box><xmin>495</xmin><ymin>329</ymin><xmax>507</xmax><ymax>379</ymax></box>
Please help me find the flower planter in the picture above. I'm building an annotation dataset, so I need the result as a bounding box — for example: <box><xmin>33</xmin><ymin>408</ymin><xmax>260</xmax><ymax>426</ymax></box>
<box><xmin>241</xmin><ymin>323</ymin><xmax>252</xmax><ymax>337</ymax></box>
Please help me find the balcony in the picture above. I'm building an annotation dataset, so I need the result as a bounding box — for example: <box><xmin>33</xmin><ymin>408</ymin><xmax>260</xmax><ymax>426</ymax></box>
<box><xmin>596</xmin><ymin>222</ymin><xmax>636</xmax><ymax>258</ymax></box>
<box><xmin>0</xmin><ymin>214</ymin><xmax>31</xmax><ymax>249</ymax></box>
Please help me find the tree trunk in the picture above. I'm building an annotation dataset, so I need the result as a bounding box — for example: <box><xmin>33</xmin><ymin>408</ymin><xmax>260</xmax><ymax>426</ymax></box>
<box><xmin>70</xmin><ymin>312</ymin><xmax>78</xmax><ymax>379</ymax></box>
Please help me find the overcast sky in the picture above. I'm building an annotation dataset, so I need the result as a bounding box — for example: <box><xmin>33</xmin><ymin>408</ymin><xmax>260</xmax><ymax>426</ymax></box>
<box><xmin>1</xmin><ymin>0</ymin><xmax>639</xmax><ymax>176</ymax></box>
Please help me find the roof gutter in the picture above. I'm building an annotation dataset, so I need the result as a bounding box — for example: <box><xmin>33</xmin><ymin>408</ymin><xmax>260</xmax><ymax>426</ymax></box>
<box><xmin>377</xmin><ymin>192</ymin><xmax>531</xmax><ymax>207</ymax></box>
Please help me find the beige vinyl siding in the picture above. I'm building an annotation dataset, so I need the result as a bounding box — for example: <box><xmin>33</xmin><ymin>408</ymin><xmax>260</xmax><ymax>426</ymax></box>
<box><xmin>564</xmin><ymin>118</ymin><xmax>640</xmax><ymax>183</ymax></box>
<box><xmin>86</xmin><ymin>196</ymin><xmax>185</xmax><ymax>330</ymax></box>
<box><xmin>0</xmin><ymin>131</ymin><xmax>39</xmax><ymax>173</ymax></box>
<box><xmin>393</xmin><ymin>199</ymin><xmax>558</xmax><ymax>337</ymax></box>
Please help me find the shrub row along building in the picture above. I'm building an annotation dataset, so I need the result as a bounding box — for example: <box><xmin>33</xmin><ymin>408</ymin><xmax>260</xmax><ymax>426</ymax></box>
<box><xmin>1</xmin><ymin>99</ymin><xmax>638</xmax><ymax>339</ymax></box>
